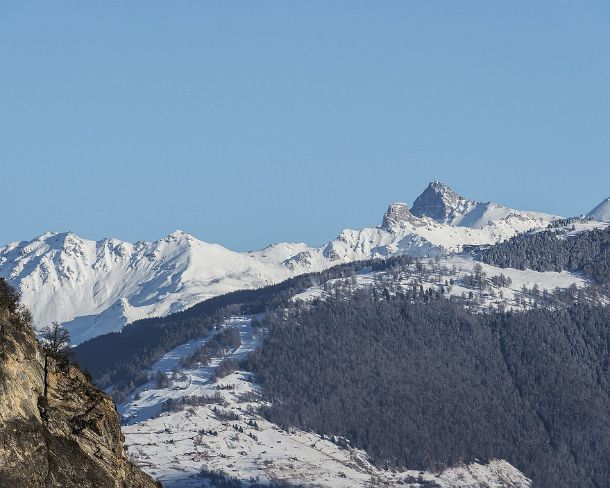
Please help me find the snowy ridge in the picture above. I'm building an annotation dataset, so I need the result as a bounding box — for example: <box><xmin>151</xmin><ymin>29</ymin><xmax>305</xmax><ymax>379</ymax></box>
<box><xmin>284</xmin><ymin>211</ymin><xmax>559</xmax><ymax>273</ymax></box>
<box><xmin>121</xmin><ymin>316</ymin><xmax>531</xmax><ymax>488</ymax></box>
<box><xmin>0</xmin><ymin>231</ymin><xmax>301</xmax><ymax>343</ymax></box>
<box><xmin>285</xmin><ymin>182</ymin><xmax>562</xmax><ymax>272</ymax></box>
<box><xmin>411</xmin><ymin>181</ymin><xmax>560</xmax><ymax>228</ymax></box>
<box><xmin>0</xmin><ymin>182</ymin><xmax>591</xmax><ymax>342</ymax></box>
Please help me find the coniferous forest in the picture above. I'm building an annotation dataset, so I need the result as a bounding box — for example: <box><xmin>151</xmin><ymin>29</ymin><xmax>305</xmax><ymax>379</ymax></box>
<box><xmin>245</xmin><ymin>291</ymin><xmax>610</xmax><ymax>488</ymax></box>
<box><xmin>478</xmin><ymin>224</ymin><xmax>610</xmax><ymax>283</ymax></box>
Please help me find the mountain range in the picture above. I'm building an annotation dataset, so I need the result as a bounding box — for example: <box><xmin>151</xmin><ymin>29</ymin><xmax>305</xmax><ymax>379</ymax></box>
<box><xmin>1</xmin><ymin>181</ymin><xmax>608</xmax><ymax>343</ymax></box>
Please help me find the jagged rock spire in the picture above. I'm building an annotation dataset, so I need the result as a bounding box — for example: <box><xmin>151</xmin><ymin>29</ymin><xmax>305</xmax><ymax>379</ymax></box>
<box><xmin>381</xmin><ymin>203</ymin><xmax>414</xmax><ymax>230</ymax></box>
<box><xmin>410</xmin><ymin>181</ymin><xmax>476</xmax><ymax>224</ymax></box>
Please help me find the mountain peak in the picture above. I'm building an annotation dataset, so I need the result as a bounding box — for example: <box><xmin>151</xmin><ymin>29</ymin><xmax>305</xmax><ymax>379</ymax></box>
<box><xmin>30</xmin><ymin>231</ymin><xmax>83</xmax><ymax>251</ymax></box>
<box><xmin>167</xmin><ymin>229</ymin><xmax>192</xmax><ymax>238</ymax></box>
<box><xmin>428</xmin><ymin>180</ymin><xmax>457</xmax><ymax>194</ymax></box>
<box><xmin>411</xmin><ymin>181</ymin><xmax>476</xmax><ymax>224</ymax></box>
<box><xmin>587</xmin><ymin>197</ymin><xmax>610</xmax><ymax>222</ymax></box>
<box><xmin>163</xmin><ymin>230</ymin><xmax>196</xmax><ymax>243</ymax></box>
<box><xmin>36</xmin><ymin>231</ymin><xmax>59</xmax><ymax>240</ymax></box>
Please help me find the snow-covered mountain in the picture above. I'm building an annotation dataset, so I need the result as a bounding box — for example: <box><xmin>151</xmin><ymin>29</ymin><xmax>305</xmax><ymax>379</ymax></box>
<box><xmin>587</xmin><ymin>197</ymin><xmax>610</xmax><ymax>222</ymax></box>
<box><xmin>0</xmin><ymin>182</ymin><xmax>565</xmax><ymax>342</ymax></box>
<box><xmin>283</xmin><ymin>184</ymin><xmax>561</xmax><ymax>270</ymax></box>
<box><xmin>0</xmin><ymin>231</ymin><xmax>302</xmax><ymax>343</ymax></box>
<box><xmin>411</xmin><ymin>181</ymin><xmax>558</xmax><ymax>227</ymax></box>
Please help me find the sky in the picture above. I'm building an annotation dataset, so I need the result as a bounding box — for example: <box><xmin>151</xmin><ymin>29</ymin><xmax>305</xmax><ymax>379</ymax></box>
<box><xmin>1</xmin><ymin>1</ymin><xmax>609</xmax><ymax>251</ymax></box>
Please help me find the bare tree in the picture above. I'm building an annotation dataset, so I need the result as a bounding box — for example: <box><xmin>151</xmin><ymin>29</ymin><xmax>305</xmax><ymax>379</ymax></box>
<box><xmin>39</xmin><ymin>322</ymin><xmax>71</xmax><ymax>406</ymax></box>
<box><xmin>41</xmin><ymin>322</ymin><xmax>71</xmax><ymax>356</ymax></box>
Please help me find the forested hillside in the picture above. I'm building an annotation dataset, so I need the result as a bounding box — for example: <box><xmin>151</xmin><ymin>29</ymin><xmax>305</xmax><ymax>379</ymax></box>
<box><xmin>245</xmin><ymin>291</ymin><xmax>610</xmax><ymax>488</ymax></box>
<box><xmin>74</xmin><ymin>260</ymin><xmax>373</xmax><ymax>400</ymax></box>
<box><xmin>72</xmin><ymin>232</ymin><xmax>610</xmax><ymax>487</ymax></box>
<box><xmin>477</xmin><ymin>225</ymin><xmax>610</xmax><ymax>283</ymax></box>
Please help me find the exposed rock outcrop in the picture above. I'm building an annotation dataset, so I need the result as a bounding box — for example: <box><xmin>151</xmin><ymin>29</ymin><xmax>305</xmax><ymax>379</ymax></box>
<box><xmin>0</xmin><ymin>305</ymin><xmax>160</xmax><ymax>488</ymax></box>
<box><xmin>381</xmin><ymin>202</ymin><xmax>416</xmax><ymax>231</ymax></box>
<box><xmin>410</xmin><ymin>181</ymin><xmax>478</xmax><ymax>224</ymax></box>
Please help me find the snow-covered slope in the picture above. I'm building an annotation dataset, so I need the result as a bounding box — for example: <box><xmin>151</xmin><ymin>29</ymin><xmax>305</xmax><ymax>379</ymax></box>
<box><xmin>0</xmin><ymin>182</ymin><xmax>565</xmax><ymax>342</ymax></box>
<box><xmin>284</xmin><ymin>202</ymin><xmax>559</xmax><ymax>273</ymax></box>
<box><xmin>587</xmin><ymin>197</ymin><xmax>610</xmax><ymax>222</ymax></box>
<box><xmin>119</xmin><ymin>256</ymin><xmax>595</xmax><ymax>486</ymax></box>
<box><xmin>121</xmin><ymin>316</ymin><xmax>531</xmax><ymax>488</ymax></box>
<box><xmin>0</xmin><ymin>231</ymin><xmax>303</xmax><ymax>343</ymax></box>
<box><xmin>292</xmin><ymin>255</ymin><xmax>591</xmax><ymax>312</ymax></box>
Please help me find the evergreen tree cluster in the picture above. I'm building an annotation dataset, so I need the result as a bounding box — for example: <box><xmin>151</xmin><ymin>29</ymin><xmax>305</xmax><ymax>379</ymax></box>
<box><xmin>197</xmin><ymin>468</ymin><xmax>307</xmax><ymax>488</ymax></box>
<box><xmin>0</xmin><ymin>277</ymin><xmax>20</xmax><ymax>314</ymax></box>
<box><xmin>179</xmin><ymin>327</ymin><xmax>241</xmax><ymax>369</ymax></box>
<box><xmin>211</xmin><ymin>358</ymin><xmax>240</xmax><ymax>382</ymax></box>
<box><xmin>477</xmin><ymin>225</ymin><xmax>610</xmax><ymax>283</ymax></box>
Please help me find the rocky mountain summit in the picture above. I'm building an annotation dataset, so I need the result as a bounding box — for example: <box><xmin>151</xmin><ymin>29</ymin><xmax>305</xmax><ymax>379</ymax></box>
<box><xmin>411</xmin><ymin>181</ymin><xmax>559</xmax><ymax>227</ymax></box>
<box><xmin>0</xmin><ymin>280</ymin><xmax>159</xmax><ymax>488</ymax></box>
<box><xmin>411</xmin><ymin>181</ymin><xmax>479</xmax><ymax>224</ymax></box>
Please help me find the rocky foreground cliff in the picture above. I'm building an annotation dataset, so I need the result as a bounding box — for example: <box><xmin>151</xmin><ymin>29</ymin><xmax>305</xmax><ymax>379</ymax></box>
<box><xmin>0</xmin><ymin>294</ymin><xmax>160</xmax><ymax>488</ymax></box>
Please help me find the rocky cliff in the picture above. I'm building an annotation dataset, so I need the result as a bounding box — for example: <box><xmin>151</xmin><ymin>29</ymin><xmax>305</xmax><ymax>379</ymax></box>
<box><xmin>0</xmin><ymin>298</ymin><xmax>160</xmax><ymax>487</ymax></box>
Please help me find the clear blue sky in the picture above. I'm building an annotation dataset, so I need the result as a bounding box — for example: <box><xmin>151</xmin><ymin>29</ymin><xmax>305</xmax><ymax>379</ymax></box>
<box><xmin>1</xmin><ymin>2</ymin><xmax>608</xmax><ymax>250</ymax></box>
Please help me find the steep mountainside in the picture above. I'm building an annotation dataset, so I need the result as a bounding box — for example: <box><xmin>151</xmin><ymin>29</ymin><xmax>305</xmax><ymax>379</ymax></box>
<box><xmin>0</xmin><ymin>284</ymin><xmax>158</xmax><ymax>488</ymax></box>
<box><xmin>71</xmin><ymin>249</ymin><xmax>607</xmax><ymax>487</ymax></box>
<box><xmin>587</xmin><ymin>196</ymin><xmax>610</xmax><ymax>222</ymax></box>
<box><xmin>0</xmin><ymin>182</ymin><xmax>564</xmax><ymax>342</ymax></box>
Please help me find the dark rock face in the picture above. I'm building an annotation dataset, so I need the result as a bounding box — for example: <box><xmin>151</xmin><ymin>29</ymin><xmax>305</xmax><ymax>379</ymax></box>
<box><xmin>381</xmin><ymin>203</ymin><xmax>415</xmax><ymax>230</ymax></box>
<box><xmin>0</xmin><ymin>310</ymin><xmax>160</xmax><ymax>488</ymax></box>
<box><xmin>411</xmin><ymin>181</ymin><xmax>475</xmax><ymax>224</ymax></box>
